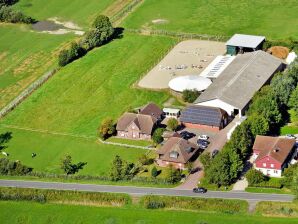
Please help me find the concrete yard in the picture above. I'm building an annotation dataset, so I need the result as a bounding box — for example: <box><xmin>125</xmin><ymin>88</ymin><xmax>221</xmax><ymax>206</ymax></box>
<box><xmin>138</xmin><ymin>40</ymin><xmax>226</xmax><ymax>89</ymax></box>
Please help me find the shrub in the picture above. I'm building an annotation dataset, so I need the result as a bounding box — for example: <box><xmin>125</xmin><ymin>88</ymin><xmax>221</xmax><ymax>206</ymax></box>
<box><xmin>151</xmin><ymin>166</ymin><xmax>158</xmax><ymax>178</ymax></box>
<box><xmin>60</xmin><ymin>154</ymin><xmax>87</xmax><ymax>175</ymax></box>
<box><xmin>166</xmin><ymin>165</ymin><xmax>182</xmax><ymax>184</ymax></box>
<box><xmin>0</xmin><ymin>5</ymin><xmax>34</xmax><ymax>23</ymax></box>
<box><xmin>167</xmin><ymin>118</ymin><xmax>179</xmax><ymax>131</ymax></box>
<box><xmin>0</xmin><ymin>158</ymin><xmax>32</xmax><ymax>175</ymax></box>
<box><xmin>138</xmin><ymin>154</ymin><xmax>153</xmax><ymax>166</ymax></box>
<box><xmin>98</xmin><ymin>117</ymin><xmax>116</xmax><ymax>140</ymax></box>
<box><xmin>58</xmin><ymin>42</ymin><xmax>86</xmax><ymax>67</ymax></box>
<box><xmin>246</xmin><ymin>169</ymin><xmax>266</xmax><ymax>185</ymax></box>
<box><xmin>182</xmin><ymin>89</ymin><xmax>199</xmax><ymax>103</ymax></box>
<box><xmin>152</xmin><ymin>128</ymin><xmax>165</xmax><ymax>144</ymax></box>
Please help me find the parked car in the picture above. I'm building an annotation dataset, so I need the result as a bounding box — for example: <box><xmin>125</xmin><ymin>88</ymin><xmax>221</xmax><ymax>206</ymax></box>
<box><xmin>198</xmin><ymin>135</ymin><xmax>209</xmax><ymax>140</ymax></box>
<box><xmin>193</xmin><ymin>187</ymin><xmax>207</xmax><ymax>193</ymax></box>
<box><xmin>211</xmin><ymin>149</ymin><xmax>219</xmax><ymax>158</ymax></box>
<box><xmin>197</xmin><ymin>139</ymin><xmax>209</xmax><ymax>145</ymax></box>
<box><xmin>286</xmin><ymin>134</ymin><xmax>296</xmax><ymax>139</ymax></box>
<box><xmin>190</xmin><ymin>167</ymin><xmax>200</xmax><ymax>174</ymax></box>
<box><xmin>180</xmin><ymin>131</ymin><xmax>195</xmax><ymax>140</ymax></box>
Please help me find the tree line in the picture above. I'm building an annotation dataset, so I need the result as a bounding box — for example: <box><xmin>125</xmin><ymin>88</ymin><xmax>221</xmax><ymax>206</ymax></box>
<box><xmin>58</xmin><ymin>15</ymin><xmax>115</xmax><ymax>67</ymax></box>
<box><xmin>202</xmin><ymin>60</ymin><xmax>298</xmax><ymax>187</ymax></box>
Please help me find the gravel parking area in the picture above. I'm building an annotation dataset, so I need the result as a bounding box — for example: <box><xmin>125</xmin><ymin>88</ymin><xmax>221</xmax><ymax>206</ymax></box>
<box><xmin>138</xmin><ymin>40</ymin><xmax>225</xmax><ymax>89</ymax></box>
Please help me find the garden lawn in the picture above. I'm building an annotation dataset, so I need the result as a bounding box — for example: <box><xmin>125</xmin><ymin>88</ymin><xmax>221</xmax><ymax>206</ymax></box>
<box><xmin>122</xmin><ymin>0</ymin><xmax>298</xmax><ymax>40</ymax></box>
<box><xmin>1</xmin><ymin>201</ymin><xmax>298</xmax><ymax>224</ymax></box>
<box><xmin>14</xmin><ymin>0</ymin><xmax>118</xmax><ymax>28</ymax></box>
<box><xmin>0</xmin><ymin>24</ymin><xmax>73</xmax><ymax>110</ymax></box>
<box><xmin>280</xmin><ymin>109</ymin><xmax>298</xmax><ymax>135</ymax></box>
<box><xmin>0</xmin><ymin>33</ymin><xmax>176</xmax><ymax>136</ymax></box>
<box><xmin>0</xmin><ymin>127</ymin><xmax>145</xmax><ymax>176</ymax></box>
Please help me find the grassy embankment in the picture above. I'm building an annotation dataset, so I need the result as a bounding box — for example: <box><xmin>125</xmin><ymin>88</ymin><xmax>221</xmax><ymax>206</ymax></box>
<box><xmin>121</xmin><ymin>0</ymin><xmax>298</xmax><ymax>40</ymax></box>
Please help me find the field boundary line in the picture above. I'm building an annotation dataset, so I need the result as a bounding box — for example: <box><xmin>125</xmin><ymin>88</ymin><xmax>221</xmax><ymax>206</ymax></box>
<box><xmin>110</xmin><ymin>0</ymin><xmax>144</xmax><ymax>26</ymax></box>
<box><xmin>99</xmin><ymin>138</ymin><xmax>155</xmax><ymax>150</ymax></box>
<box><xmin>0</xmin><ymin>69</ymin><xmax>58</xmax><ymax>119</ymax></box>
<box><xmin>125</xmin><ymin>28</ymin><xmax>230</xmax><ymax>42</ymax></box>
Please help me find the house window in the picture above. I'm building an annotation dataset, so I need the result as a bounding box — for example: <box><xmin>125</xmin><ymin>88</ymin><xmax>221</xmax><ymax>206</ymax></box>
<box><xmin>274</xmin><ymin>170</ymin><xmax>278</xmax><ymax>174</ymax></box>
<box><xmin>270</xmin><ymin>164</ymin><xmax>274</xmax><ymax>168</ymax></box>
<box><xmin>263</xmin><ymin>163</ymin><xmax>266</xmax><ymax>167</ymax></box>
<box><xmin>169</xmin><ymin>151</ymin><xmax>179</xmax><ymax>159</ymax></box>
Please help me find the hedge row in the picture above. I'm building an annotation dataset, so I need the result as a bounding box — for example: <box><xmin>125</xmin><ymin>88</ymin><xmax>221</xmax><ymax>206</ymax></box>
<box><xmin>140</xmin><ymin>195</ymin><xmax>248</xmax><ymax>214</ymax></box>
<box><xmin>249</xmin><ymin>178</ymin><xmax>282</xmax><ymax>189</ymax></box>
<box><xmin>0</xmin><ymin>187</ymin><xmax>130</xmax><ymax>206</ymax></box>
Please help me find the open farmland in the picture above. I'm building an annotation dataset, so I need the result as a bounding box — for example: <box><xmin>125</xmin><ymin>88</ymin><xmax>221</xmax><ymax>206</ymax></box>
<box><xmin>0</xmin><ymin>25</ymin><xmax>73</xmax><ymax>110</ymax></box>
<box><xmin>122</xmin><ymin>0</ymin><xmax>298</xmax><ymax>40</ymax></box>
<box><xmin>0</xmin><ymin>34</ymin><xmax>176</xmax><ymax>136</ymax></box>
<box><xmin>13</xmin><ymin>0</ymin><xmax>121</xmax><ymax>28</ymax></box>
<box><xmin>1</xmin><ymin>201</ymin><xmax>298</xmax><ymax>224</ymax></box>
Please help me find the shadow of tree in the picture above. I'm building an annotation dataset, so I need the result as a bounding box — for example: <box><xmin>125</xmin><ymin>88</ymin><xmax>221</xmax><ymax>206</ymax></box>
<box><xmin>0</xmin><ymin>132</ymin><xmax>13</xmax><ymax>151</ymax></box>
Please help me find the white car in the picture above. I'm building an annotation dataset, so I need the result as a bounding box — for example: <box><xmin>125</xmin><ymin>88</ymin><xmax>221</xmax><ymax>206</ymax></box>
<box><xmin>286</xmin><ymin>134</ymin><xmax>296</xmax><ymax>139</ymax></box>
<box><xmin>198</xmin><ymin>135</ymin><xmax>209</xmax><ymax>140</ymax></box>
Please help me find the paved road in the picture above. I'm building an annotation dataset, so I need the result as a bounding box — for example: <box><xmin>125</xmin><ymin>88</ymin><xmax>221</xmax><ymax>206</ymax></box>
<box><xmin>0</xmin><ymin>180</ymin><xmax>294</xmax><ymax>202</ymax></box>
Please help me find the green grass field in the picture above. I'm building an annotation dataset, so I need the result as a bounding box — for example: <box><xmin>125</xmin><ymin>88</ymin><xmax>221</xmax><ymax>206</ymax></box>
<box><xmin>1</xmin><ymin>201</ymin><xmax>298</xmax><ymax>224</ymax></box>
<box><xmin>0</xmin><ymin>33</ymin><xmax>176</xmax><ymax>136</ymax></box>
<box><xmin>0</xmin><ymin>127</ymin><xmax>145</xmax><ymax>176</ymax></box>
<box><xmin>121</xmin><ymin>0</ymin><xmax>298</xmax><ymax>40</ymax></box>
<box><xmin>280</xmin><ymin>109</ymin><xmax>298</xmax><ymax>135</ymax></box>
<box><xmin>0</xmin><ymin>24</ymin><xmax>73</xmax><ymax>110</ymax></box>
<box><xmin>13</xmin><ymin>0</ymin><xmax>117</xmax><ymax>28</ymax></box>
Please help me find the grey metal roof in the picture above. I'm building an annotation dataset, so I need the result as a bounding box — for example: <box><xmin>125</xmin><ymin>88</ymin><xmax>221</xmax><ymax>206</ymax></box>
<box><xmin>195</xmin><ymin>51</ymin><xmax>283</xmax><ymax>110</ymax></box>
<box><xmin>226</xmin><ymin>34</ymin><xmax>265</xmax><ymax>48</ymax></box>
<box><xmin>180</xmin><ymin>105</ymin><xmax>224</xmax><ymax>127</ymax></box>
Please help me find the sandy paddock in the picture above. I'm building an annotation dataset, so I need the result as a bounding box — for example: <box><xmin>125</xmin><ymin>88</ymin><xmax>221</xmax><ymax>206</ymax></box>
<box><xmin>138</xmin><ymin>40</ymin><xmax>226</xmax><ymax>89</ymax></box>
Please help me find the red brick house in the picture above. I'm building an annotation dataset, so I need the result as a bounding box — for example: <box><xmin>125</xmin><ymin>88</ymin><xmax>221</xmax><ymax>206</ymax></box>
<box><xmin>252</xmin><ymin>135</ymin><xmax>296</xmax><ymax>177</ymax></box>
<box><xmin>116</xmin><ymin>113</ymin><xmax>157</xmax><ymax>140</ymax></box>
<box><xmin>156</xmin><ymin>137</ymin><xmax>199</xmax><ymax>169</ymax></box>
<box><xmin>180</xmin><ymin>105</ymin><xmax>228</xmax><ymax>132</ymax></box>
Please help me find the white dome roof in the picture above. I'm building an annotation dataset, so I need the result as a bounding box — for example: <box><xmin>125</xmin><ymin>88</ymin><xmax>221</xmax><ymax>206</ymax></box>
<box><xmin>168</xmin><ymin>75</ymin><xmax>212</xmax><ymax>92</ymax></box>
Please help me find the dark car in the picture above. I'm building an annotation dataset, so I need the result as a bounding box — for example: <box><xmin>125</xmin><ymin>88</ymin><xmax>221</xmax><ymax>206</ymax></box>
<box><xmin>190</xmin><ymin>167</ymin><xmax>200</xmax><ymax>174</ymax></box>
<box><xmin>197</xmin><ymin>139</ymin><xmax>209</xmax><ymax>146</ymax></box>
<box><xmin>212</xmin><ymin>149</ymin><xmax>219</xmax><ymax>158</ymax></box>
<box><xmin>180</xmin><ymin>131</ymin><xmax>195</xmax><ymax>140</ymax></box>
<box><xmin>193</xmin><ymin>187</ymin><xmax>207</xmax><ymax>193</ymax></box>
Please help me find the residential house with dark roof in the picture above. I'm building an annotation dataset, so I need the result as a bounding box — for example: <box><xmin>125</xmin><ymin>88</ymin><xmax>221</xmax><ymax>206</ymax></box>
<box><xmin>139</xmin><ymin>103</ymin><xmax>163</xmax><ymax>120</ymax></box>
<box><xmin>253</xmin><ymin>135</ymin><xmax>296</xmax><ymax>177</ymax></box>
<box><xmin>180</xmin><ymin>105</ymin><xmax>228</xmax><ymax>132</ymax></box>
<box><xmin>156</xmin><ymin>137</ymin><xmax>199</xmax><ymax>169</ymax></box>
<box><xmin>116</xmin><ymin>113</ymin><xmax>157</xmax><ymax>140</ymax></box>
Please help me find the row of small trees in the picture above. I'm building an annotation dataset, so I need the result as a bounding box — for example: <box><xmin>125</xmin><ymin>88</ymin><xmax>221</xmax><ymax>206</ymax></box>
<box><xmin>202</xmin><ymin>60</ymin><xmax>298</xmax><ymax>187</ymax></box>
<box><xmin>58</xmin><ymin>15</ymin><xmax>115</xmax><ymax>67</ymax></box>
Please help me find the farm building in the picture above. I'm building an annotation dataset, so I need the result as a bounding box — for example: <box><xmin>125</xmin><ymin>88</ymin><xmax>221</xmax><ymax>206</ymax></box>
<box><xmin>195</xmin><ymin>51</ymin><xmax>284</xmax><ymax>117</ymax></box>
<box><xmin>156</xmin><ymin>137</ymin><xmax>199</xmax><ymax>169</ymax></box>
<box><xmin>253</xmin><ymin>136</ymin><xmax>296</xmax><ymax>177</ymax></box>
<box><xmin>226</xmin><ymin>34</ymin><xmax>265</xmax><ymax>55</ymax></box>
<box><xmin>116</xmin><ymin>113</ymin><xmax>157</xmax><ymax>140</ymax></box>
<box><xmin>180</xmin><ymin>105</ymin><xmax>228</xmax><ymax>132</ymax></box>
<box><xmin>168</xmin><ymin>75</ymin><xmax>212</xmax><ymax>92</ymax></box>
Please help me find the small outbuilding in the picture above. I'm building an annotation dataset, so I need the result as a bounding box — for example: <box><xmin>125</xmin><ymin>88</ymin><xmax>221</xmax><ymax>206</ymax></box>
<box><xmin>226</xmin><ymin>34</ymin><xmax>265</xmax><ymax>55</ymax></box>
<box><xmin>180</xmin><ymin>105</ymin><xmax>228</xmax><ymax>132</ymax></box>
<box><xmin>163</xmin><ymin>108</ymin><xmax>181</xmax><ymax>118</ymax></box>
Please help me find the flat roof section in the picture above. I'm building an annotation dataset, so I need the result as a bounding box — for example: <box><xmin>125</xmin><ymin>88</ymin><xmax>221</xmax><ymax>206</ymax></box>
<box><xmin>226</xmin><ymin>34</ymin><xmax>265</xmax><ymax>49</ymax></box>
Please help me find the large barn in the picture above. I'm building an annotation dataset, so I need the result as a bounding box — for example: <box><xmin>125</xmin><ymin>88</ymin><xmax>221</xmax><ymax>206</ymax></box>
<box><xmin>226</xmin><ymin>34</ymin><xmax>265</xmax><ymax>55</ymax></box>
<box><xmin>195</xmin><ymin>51</ymin><xmax>284</xmax><ymax>117</ymax></box>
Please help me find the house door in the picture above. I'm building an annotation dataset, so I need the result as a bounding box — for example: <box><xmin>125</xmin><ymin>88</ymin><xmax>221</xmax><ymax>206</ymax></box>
<box><xmin>132</xmin><ymin>131</ymin><xmax>139</xmax><ymax>138</ymax></box>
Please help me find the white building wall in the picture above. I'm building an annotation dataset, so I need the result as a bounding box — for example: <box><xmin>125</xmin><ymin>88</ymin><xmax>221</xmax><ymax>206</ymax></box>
<box><xmin>197</xmin><ymin>99</ymin><xmax>236</xmax><ymax>116</ymax></box>
<box><xmin>256</xmin><ymin>167</ymin><xmax>282</xmax><ymax>178</ymax></box>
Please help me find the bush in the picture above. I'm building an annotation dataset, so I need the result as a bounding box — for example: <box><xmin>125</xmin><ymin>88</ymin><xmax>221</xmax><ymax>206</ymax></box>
<box><xmin>152</xmin><ymin>128</ymin><xmax>165</xmax><ymax>144</ymax></box>
<box><xmin>182</xmin><ymin>89</ymin><xmax>199</xmax><ymax>103</ymax></box>
<box><xmin>138</xmin><ymin>154</ymin><xmax>153</xmax><ymax>166</ymax></box>
<box><xmin>0</xmin><ymin>158</ymin><xmax>32</xmax><ymax>175</ymax></box>
<box><xmin>98</xmin><ymin>117</ymin><xmax>116</xmax><ymax>140</ymax></box>
<box><xmin>250</xmin><ymin>177</ymin><xmax>282</xmax><ymax>189</ymax></box>
<box><xmin>58</xmin><ymin>42</ymin><xmax>86</xmax><ymax>67</ymax></box>
<box><xmin>246</xmin><ymin>169</ymin><xmax>266</xmax><ymax>185</ymax></box>
<box><xmin>151</xmin><ymin>166</ymin><xmax>158</xmax><ymax>178</ymax></box>
<box><xmin>0</xmin><ymin>187</ymin><xmax>130</xmax><ymax>206</ymax></box>
<box><xmin>0</xmin><ymin>5</ymin><xmax>34</xmax><ymax>23</ymax></box>
<box><xmin>141</xmin><ymin>195</ymin><xmax>247</xmax><ymax>214</ymax></box>
<box><xmin>60</xmin><ymin>154</ymin><xmax>87</xmax><ymax>175</ymax></box>
<box><xmin>167</xmin><ymin>118</ymin><xmax>179</xmax><ymax>131</ymax></box>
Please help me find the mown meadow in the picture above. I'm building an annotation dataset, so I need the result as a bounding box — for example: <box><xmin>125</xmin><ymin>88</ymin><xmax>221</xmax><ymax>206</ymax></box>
<box><xmin>121</xmin><ymin>0</ymin><xmax>298</xmax><ymax>40</ymax></box>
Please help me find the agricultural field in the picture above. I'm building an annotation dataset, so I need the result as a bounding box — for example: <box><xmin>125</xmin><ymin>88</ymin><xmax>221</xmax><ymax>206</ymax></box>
<box><xmin>122</xmin><ymin>0</ymin><xmax>298</xmax><ymax>40</ymax></box>
<box><xmin>1</xmin><ymin>201</ymin><xmax>298</xmax><ymax>224</ymax></box>
<box><xmin>13</xmin><ymin>0</ymin><xmax>122</xmax><ymax>28</ymax></box>
<box><xmin>0</xmin><ymin>33</ymin><xmax>176</xmax><ymax>136</ymax></box>
<box><xmin>0</xmin><ymin>127</ymin><xmax>145</xmax><ymax>176</ymax></box>
<box><xmin>0</xmin><ymin>25</ymin><xmax>73</xmax><ymax>110</ymax></box>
